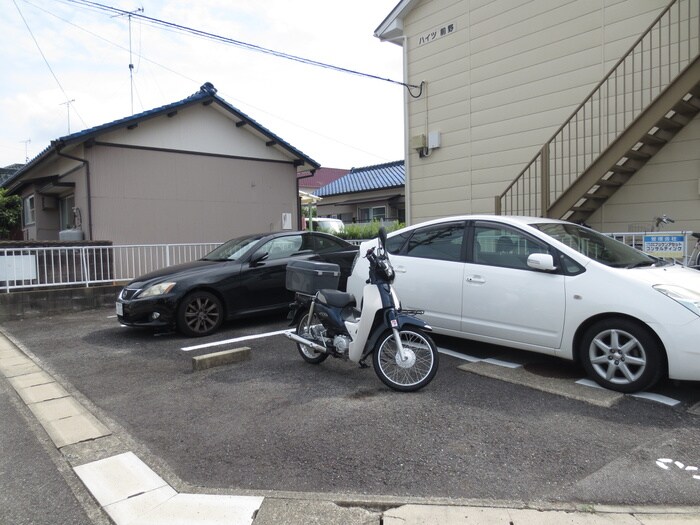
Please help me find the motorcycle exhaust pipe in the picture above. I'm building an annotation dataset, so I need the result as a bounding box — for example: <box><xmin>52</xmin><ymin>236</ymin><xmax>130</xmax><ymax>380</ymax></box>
<box><xmin>285</xmin><ymin>332</ymin><xmax>329</xmax><ymax>353</ymax></box>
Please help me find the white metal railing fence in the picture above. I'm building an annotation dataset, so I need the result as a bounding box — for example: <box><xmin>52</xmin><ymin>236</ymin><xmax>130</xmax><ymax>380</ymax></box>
<box><xmin>0</xmin><ymin>243</ymin><xmax>221</xmax><ymax>292</ymax></box>
<box><xmin>605</xmin><ymin>230</ymin><xmax>698</xmax><ymax>266</ymax></box>
<box><xmin>3</xmin><ymin>230</ymin><xmax>694</xmax><ymax>293</ymax></box>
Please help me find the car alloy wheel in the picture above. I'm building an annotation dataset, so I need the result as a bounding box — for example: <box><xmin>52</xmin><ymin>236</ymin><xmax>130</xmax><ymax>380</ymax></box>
<box><xmin>177</xmin><ymin>291</ymin><xmax>223</xmax><ymax>337</ymax></box>
<box><xmin>580</xmin><ymin>318</ymin><xmax>663</xmax><ymax>393</ymax></box>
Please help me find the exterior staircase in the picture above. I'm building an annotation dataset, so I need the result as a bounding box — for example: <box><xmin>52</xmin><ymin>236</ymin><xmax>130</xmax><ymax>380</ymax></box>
<box><xmin>496</xmin><ymin>0</ymin><xmax>700</xmax><ymax>223</ymax></box>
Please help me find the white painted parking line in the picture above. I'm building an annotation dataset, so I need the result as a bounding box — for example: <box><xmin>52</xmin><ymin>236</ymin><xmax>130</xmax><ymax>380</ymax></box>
<box><xmin>437</xmin><ymin>348</ymin><xmax>482</xmax><ymax>362</ymax></box>
<box><xmin>437</xmin><ymin>348</ymin><xmax>522</xmax><ymax>368</ymax></box>
<box><xmin>482</xmin><ymin>357</ymin><xmax>523</xmax><ymax>369</ymax></box>
<box><xmin>182</xmin><ymin>332</ymin><xmax>684</xmax><ymax>407</ymax></box>
<box><xmin>630</xmin><ymin>392</ymin><xmax>681</xmax><ymax>406</ymax></box>
<box><xmin>576</xmin><ymin>378</ymin><xmax>603</xmax><ymax>389</ymax></box>
<box><xmin>577</xmin><ymin>378</ymin><xmax>681</xmax><ymax>406</ymax></box>
<box><xmin>181</xmin><ymin>329</ymin><xmax>293</xmax><ymax>352</ymax></box>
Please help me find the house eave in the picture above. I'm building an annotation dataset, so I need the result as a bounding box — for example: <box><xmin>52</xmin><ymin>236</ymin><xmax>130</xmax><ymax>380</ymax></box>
<box><xmin>3</xmin><ymin>82</ymin><xmax>320</xmax><ymax>190</ymax></box>
<box><xmin>317</xmin><ymin>184</ymin><xmax>405</xmax><ymax>199</ymax></box>
<box><xmin>320</xmin><ymin>192</ymin><xmax>403</xmax><ymax>206</ymax></box>
<box><xmin>374</xmin><ymin>0</ymin><xmax>419</xmax><ymax>44</ymax></box>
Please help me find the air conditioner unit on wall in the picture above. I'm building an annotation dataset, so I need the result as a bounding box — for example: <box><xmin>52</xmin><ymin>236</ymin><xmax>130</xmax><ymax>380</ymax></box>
<box><xmin>41</xmin><ymin>196</ymin><xmax>57</xmax><ymax>210</ymax></box>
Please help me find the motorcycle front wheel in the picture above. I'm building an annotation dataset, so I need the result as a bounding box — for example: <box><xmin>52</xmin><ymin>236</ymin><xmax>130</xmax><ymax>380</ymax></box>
<box><xmin>296</xmin><ymin>310</ymin><xmax>329</xmax><ymax>364</ymax></box>
<box><xmin>372</xmin><ymin>328</ymin><xmax>438</xmax><ymax>392</ymax></box>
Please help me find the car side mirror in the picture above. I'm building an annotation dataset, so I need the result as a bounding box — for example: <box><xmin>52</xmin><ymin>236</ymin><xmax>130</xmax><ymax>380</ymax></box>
<box><xmin>527</xmin><ymin>253</ymin><xmax>557</xmax><ymax>271</ymax></box>
<box><xmin>249</xmin><ymin>251</ymin><xmax>269</xmax><ymax>266</ymax></box>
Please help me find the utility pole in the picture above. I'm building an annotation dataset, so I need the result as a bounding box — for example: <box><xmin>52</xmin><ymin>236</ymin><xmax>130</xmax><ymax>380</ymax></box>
<box><xmin>59</xmin><ymin>99</ymin><xmax>75</xmax><ymax>134</ymax></box>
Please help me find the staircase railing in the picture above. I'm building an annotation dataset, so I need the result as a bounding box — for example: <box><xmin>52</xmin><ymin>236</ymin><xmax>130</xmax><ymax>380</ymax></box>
<box><xmin>496</xmin><ymin>0</ymin><xmax>699</xmax><ymax>217</ymax></box>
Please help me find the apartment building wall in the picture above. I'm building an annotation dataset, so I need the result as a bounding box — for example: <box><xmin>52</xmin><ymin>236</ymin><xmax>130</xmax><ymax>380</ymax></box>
<box><xmin>400</xmin><ymin>0</ymin><xmax>681</xmax><ymax>226</ymax></box>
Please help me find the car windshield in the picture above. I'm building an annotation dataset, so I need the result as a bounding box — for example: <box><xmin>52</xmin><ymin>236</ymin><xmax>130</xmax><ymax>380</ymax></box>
<box><xmin>531</xmin><ymin>222</ymin><xmax>662</xmax><ymax>268</ymax></box>
<box><xmin>202</xmin><ymin>235</ymin><xmax>263</xmax><ymax>261</ymax></box>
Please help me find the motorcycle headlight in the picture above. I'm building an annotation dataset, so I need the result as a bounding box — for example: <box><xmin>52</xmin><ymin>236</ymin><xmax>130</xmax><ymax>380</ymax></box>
<box><xmin>654</xmin><ymin>285</ymin><xmax>700</xmax><ymax>317</ymax></box>
<box><xmin>138</xmin><ymin>282</ymin><xmax>176</xmax><ymax>298</ymax></box>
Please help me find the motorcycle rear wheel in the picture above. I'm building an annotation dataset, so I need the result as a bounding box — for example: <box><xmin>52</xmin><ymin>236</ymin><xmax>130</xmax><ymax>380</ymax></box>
<box><xmin>372</xmin><ymin>328</ymin><xmax>438</xmax><ymax>392</ymax></box>
<box><xmin>296</xmin><ymin>311</ymin><xmax>329</xmax><ymax>364</ymax></box>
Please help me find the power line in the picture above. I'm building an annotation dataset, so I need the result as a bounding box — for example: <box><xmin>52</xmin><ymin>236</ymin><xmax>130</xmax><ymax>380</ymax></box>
<box><xmin>14</xmin><ymin>0</ymin><xmax>403</xmax><ymax>163</ymax></box>
<box><xmin>12</xmin><ymin>0</ymin><xmax>88</xmax><ymax>129</ymax></box>
<box><xmin>62</xmin><ymin>0</ymin><xmax>424</xmax><ymax>95</ymax></box>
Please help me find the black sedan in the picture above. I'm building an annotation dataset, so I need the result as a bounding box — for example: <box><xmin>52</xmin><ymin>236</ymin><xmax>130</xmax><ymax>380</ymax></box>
<box><xmin>116</xmin><ymin>231</ymin><xmax>359</xmax><ymax>337</ymax></box>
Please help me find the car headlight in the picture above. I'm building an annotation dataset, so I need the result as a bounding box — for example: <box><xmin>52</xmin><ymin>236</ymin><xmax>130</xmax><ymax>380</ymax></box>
<box><xmin>654</xmin><ymin>285</ymin><xmax>700</xmax><ymax>317</ymax></box>
<box><xmin>138</xmin><ymin>282</ymin><xmax>176</xmax><ymax>298</ymax></box>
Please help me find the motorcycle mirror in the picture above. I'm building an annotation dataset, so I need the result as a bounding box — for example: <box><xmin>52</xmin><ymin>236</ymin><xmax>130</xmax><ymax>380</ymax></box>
<box><xmin>378</xmin><ymin>227</ymin><xmax>387</xmax><ymax>248</ymax></box>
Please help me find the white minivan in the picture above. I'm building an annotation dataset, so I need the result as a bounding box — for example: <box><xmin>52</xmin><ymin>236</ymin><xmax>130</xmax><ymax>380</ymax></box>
<box><xmin>347</xmin><ymin>215</ymin><xmax>700</xmax><ymax>393</ymax></box>
<box><xmin>305</xmin><ymin>217</ymin><xmax>345</xmax><ymax>234</ymax></box>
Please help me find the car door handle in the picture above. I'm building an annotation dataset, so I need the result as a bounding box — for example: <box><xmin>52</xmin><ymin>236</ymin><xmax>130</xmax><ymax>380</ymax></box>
<box><xmin>465</xmin><ymin>274</ymin><xmax>485</xmax><ymax>284</ymax></box>
<box><xmin>394</xmin><ymin>266</ymin><xmax>407</xmax><ymax>273</ymax></box>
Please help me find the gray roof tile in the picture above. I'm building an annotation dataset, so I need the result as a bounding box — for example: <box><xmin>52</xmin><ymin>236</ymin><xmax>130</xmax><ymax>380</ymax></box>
<box><xmin>315</xmin><ymin>160</ymin><xmax>404</xmax><ymax>196</ymax></box>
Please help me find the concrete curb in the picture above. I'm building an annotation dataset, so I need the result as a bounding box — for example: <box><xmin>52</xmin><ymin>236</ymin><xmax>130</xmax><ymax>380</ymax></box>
<box><xmin>192</xmin><ymin>347</ymin><xmax>251</xmax><ymax>371</ymax></box>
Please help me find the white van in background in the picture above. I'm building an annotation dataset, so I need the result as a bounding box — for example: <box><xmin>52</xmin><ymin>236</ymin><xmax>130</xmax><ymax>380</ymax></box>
<box><xmin>305</xmin><ymin>217</ymin><xmax>345</xmax><ymax>234</ymax></box>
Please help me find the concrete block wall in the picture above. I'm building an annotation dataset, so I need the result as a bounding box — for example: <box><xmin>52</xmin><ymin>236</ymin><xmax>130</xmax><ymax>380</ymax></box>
<box><xmin>0</xmin><ymin>285</ymin><xmax>122</xmax><ymax>322</ymax></box>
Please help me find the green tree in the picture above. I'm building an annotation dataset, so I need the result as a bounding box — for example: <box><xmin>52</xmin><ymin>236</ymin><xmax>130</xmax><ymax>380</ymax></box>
<box><xmin>0</xmin><ymin>188</ymin><xmax>21</xmax><ymax>239</ymax></box>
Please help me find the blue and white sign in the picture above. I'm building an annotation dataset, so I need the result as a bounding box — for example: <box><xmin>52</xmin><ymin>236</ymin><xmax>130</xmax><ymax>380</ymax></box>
<box><xmin>643</xmin><ymin>235</ymin><xmax>684</xmax><ymax>258</ymax></box>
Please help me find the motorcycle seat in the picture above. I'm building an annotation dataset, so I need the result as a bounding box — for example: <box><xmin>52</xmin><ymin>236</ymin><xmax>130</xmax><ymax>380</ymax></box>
<box><xmin>317</xmin><ymin>289</ymin><xmax>356</xmax><ymax>308</ymax></box>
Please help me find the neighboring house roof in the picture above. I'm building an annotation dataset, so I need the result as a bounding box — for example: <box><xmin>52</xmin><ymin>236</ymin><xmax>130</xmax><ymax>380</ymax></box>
<box><xmin>314</xmin><ymin>160</ymin><xmax>404</xmax><ymax>197</ymax></box>
<box><xmin>3</xmin><ymin>82</ymin><xmax>319</xmax><ymax>190</ymax></box>
<box><xmin>298</xmin><ymin>167</ymin><xmax>349</xmax><ymax>190</ymax></box>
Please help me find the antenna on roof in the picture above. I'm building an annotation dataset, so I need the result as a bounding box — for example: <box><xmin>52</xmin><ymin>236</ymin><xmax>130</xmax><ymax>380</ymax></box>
<box><xmin>59</xmin><ymin>99</ymin><xmax>76</xmax><ymax>133</ymax></box>
<box><xmin>113</xmin><ymin>6</ymin><xmax>144</xmax><ymax>115</ymax></box>
<box><xmin>19</xmin><ymin>139</ymin><xmax>31</xmax><ymax>162</ymax></box>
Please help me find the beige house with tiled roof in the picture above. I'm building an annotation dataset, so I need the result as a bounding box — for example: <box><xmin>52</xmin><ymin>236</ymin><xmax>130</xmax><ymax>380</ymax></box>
<box><xmin>3</xmin><ymin>83</ymin><xmax>319</xmax><ymax>244</ymax></box>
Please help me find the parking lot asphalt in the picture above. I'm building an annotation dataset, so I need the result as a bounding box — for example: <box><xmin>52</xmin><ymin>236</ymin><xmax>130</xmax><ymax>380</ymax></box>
<box><xmin>2</xmin><ymin>307</ymin><xmax>700</xmax><ymax>523</ymax></box>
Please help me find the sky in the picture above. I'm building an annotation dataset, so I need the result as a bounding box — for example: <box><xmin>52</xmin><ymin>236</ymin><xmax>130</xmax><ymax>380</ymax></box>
<box><xmin>0</xmin><ymin>0</ymin><xmax>405</xmax><ymax>170</ymax></box>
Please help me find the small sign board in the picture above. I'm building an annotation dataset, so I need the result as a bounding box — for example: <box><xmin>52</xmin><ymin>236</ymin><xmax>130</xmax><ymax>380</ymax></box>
<box><xmin>643</xmin><ymin>235</ymin><xmax>685</xmax><ymax>259</ymax></box>
<box><xmin>0</xmin><ymin>254</ymin><xmax>37</xmax><ymax>281</ymax></box>
<box><xmin>417</xmin><ymin>22</ymin><xmax>456</xmax><ymax>46</ymax></box>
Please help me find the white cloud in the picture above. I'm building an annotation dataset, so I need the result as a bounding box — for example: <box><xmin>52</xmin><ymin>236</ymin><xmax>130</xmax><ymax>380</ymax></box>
<box><xmin>1</xmin><ymin>0</ymin><xmax>404</xmax><ymax>169</ymax></box>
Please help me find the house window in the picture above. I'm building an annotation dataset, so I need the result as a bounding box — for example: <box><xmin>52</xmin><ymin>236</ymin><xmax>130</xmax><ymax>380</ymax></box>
<box><xmin>358</xmin><ymin>206</ymin><xmax>386</xmax><ymax>222</ymax></box>
<box><xmin>59</xmin><ymin>195</ymin><xmax>75</xmax><ymax>230</ymax></box>
<box><xmin>23</xmin><ymin>195</ymin><xmax>35</xmax><ymax>225</ymax></box>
